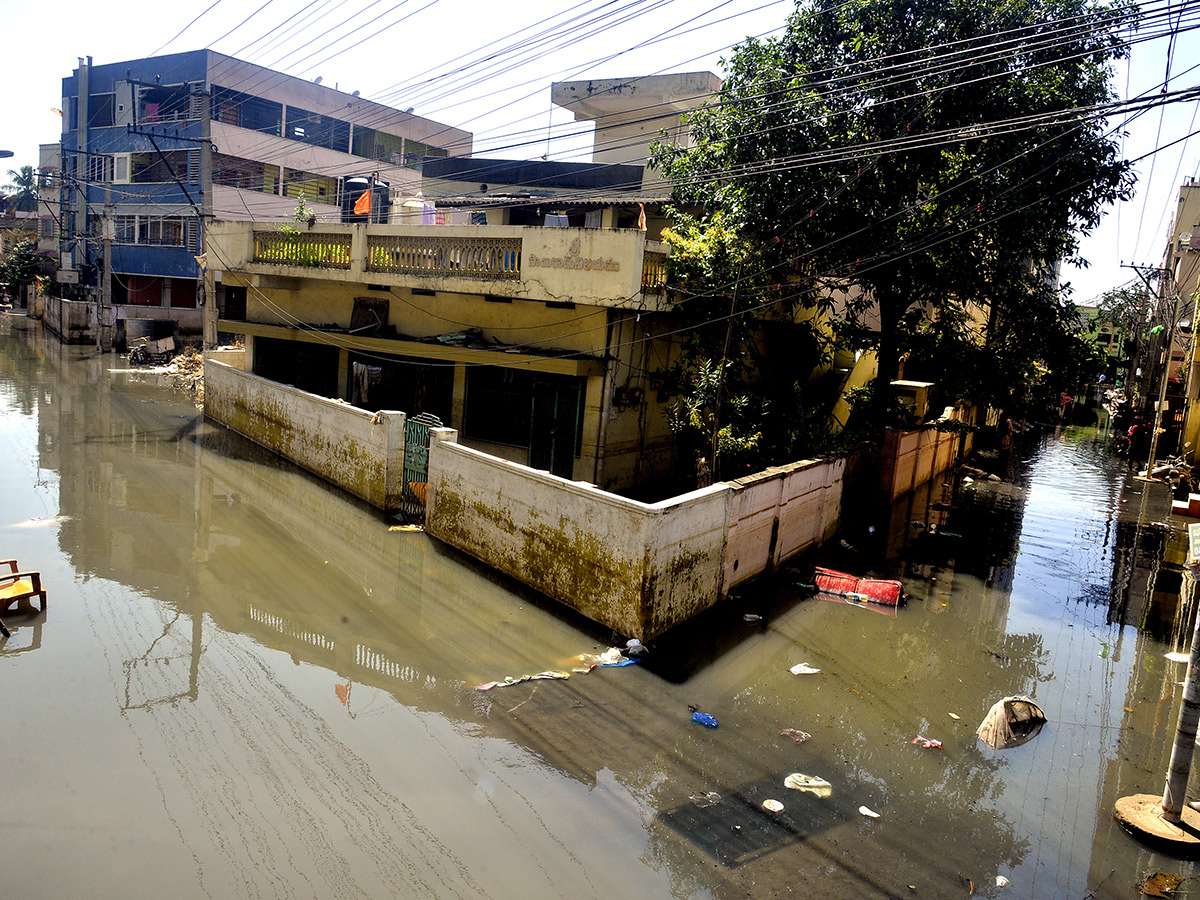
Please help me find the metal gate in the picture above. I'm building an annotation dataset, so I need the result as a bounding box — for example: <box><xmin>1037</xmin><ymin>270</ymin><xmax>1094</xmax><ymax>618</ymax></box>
<box><xmin>402</xmin><ymin>412</ymin><xmax>442</xmax><ymax>522</ymax></box>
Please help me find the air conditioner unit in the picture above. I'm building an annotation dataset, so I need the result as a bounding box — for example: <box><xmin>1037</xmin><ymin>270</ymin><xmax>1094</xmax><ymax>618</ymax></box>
<box><xmin>890</xmin><ymin>380</ymin><xmax>935</xmax><ymax>420</ymax></box>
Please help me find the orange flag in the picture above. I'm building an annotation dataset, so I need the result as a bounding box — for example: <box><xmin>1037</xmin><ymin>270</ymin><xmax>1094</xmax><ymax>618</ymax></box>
<box><xmin>354</xmin><ymin>189</ymin><xmax>371</xmax><ymax>215</ymax></box>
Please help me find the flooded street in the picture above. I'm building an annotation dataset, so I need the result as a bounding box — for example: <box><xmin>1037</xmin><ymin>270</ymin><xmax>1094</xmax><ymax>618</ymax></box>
<box><xmin>4</xmin><ymin>313</ymin><xmax>1200</xmax><ymax>899</ymax></box>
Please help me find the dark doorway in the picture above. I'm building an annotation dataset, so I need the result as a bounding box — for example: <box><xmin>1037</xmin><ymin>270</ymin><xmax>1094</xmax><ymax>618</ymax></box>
<box><xmin>348</xmin><ymin>354</ymin><xmax>454</xmax><ymax>422</ymax></box>
<box><xmin>253</xmin><ymin>336</ymin><xmax>339</xmax><ymax>398</ymax></box>
<box><xmin>529</xmin><ymin>375</ymin><xmax>583</xmax><ymax>478</ymax></box>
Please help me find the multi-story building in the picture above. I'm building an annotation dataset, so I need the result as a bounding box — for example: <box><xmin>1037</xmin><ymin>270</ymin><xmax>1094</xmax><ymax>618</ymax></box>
<box><xmin>203</xmin><ymin>72</ymin><xmax>721</xmax><ymax>492</ymax></box>
<box><xmin>1166</xmin><ymin>180</ymin><xmax>1200</xmax><ymax>459</ymax></box>
<box><xmin>36</xmin><ymin>143</ymin><xmax>61</xmax><ymax>259</ymax></box>
<box><xmin>52</xmin><ymin>50</ymin><xmax>470</xmax><ymax>342</ymax></box>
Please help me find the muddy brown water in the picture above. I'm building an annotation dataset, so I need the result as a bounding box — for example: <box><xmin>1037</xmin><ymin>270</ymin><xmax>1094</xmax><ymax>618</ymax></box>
<box><xmin>2</xmin><ymin>314</ymin><xmax>1198</xmax><ymax>899</ymax></box>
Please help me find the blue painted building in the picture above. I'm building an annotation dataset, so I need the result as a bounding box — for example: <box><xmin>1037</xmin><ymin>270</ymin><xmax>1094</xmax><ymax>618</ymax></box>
<box><xmin>56</xmin><ymin>50</ymin><xmax>471</xmax><ymax>338</ymax></box>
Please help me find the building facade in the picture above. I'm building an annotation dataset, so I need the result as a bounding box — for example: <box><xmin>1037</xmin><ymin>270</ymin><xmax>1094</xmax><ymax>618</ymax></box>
<box><xmin>54</xmin><ymin>50</ymin><xmax>471</xmax><ymax>341</ymax></box>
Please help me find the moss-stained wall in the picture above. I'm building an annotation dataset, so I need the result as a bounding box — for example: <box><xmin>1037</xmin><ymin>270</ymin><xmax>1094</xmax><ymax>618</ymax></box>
<box><xmin>425</xmin><ymin>439</ymin><xmax>730</xmax><ymax>640</ymax></box>
<box><xmin>204</xmin><ymin>360</ymin><xmax>406</xmax><ymax>509</ymax></box>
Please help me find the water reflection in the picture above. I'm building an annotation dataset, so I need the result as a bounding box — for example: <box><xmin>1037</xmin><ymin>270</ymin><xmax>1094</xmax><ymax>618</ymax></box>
<box><xmin>2</xmin><ymin>314</ymin><xmax>1198</xmax><ymax>899</ymax></box>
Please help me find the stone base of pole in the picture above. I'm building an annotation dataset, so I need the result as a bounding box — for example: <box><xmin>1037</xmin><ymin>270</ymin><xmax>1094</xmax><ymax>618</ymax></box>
<box><xmin>1114</xmin><ymin>794</ymin><xmax>1200</xmax><ymax>855</ymax></box>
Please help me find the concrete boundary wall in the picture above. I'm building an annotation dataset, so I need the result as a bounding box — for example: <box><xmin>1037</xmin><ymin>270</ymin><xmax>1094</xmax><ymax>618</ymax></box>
<box><xmin>426</xmin><ymin>438</ymin><xmax>845</xmax><ymax>640</ymax></box>
<box><xmin>204</xmin><ymin>360</ymin><xmax>407</xmax><ymax>510</ymax></box>
<box><xmin>723</xmin><ymin>458</ymin><xmax>845</xmax><ymax>593</ymax></box>
<box><xmin>426</xmin><ymin>438</ymin><xmax>730</xmax><ymax>640</ymax></box>
<box><xmin>880</xmin><ymin>424</ymin><xmax>964</xmax><ymax>500</ymax></box>
<box><xmin>200</xmin><ymin>363</ymin><xmax>848</xmax><ymax>638</ymax></box>
<box><xmin>39</xmin><ymin>297</ymin><xmax>97</xmax><ymax>344</ymax></box>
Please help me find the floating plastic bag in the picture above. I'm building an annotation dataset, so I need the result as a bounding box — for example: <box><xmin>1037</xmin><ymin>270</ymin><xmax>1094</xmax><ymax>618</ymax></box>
<box><xmin>789</xmin><ymin>662</ymin><xmax>821</xmax><ymax>675</ymax></box>
<box><xmin>784</xmin><ymin>773</ymin><xmax>831</xmax><ymax>798</ymax></box>
<box><xmin>976</xmin><ymin>696</ymin><xmax>1046</xmax><ymax>749</ymax></box>
<box><xmin>691</xmin><ymin>711</ymin><xmax>718</xmax><ymax>728</ymax></box>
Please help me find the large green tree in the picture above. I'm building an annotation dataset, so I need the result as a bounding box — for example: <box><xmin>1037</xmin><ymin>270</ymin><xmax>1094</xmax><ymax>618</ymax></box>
<box><xmin>654</xmin><ymin>0</ymin><xmax>1135</xmax><ymax>438</ymax></box>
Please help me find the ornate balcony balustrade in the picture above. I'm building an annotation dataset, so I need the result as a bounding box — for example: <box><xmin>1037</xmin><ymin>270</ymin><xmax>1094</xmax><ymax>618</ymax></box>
<box><xmin>641</xmin><ymin>251</ymin><xmax>668</xmax><ymax>295</ymax></box>
<box><xmin>366</xmin><ymin>234</ymin><xmax>522</xmax><ymax>280</ymax></box>
<box><xmin>253</xmin><ymin>231</ymin><xmax>353</xmax><ymax>269</ymax></box>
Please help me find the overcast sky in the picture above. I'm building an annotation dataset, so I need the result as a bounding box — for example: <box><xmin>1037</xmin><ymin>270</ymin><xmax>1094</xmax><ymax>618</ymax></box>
<box><xmin>0</xmin><ymin>0</ymin><xmax>1195</xmax><ymax>305</ymax></box>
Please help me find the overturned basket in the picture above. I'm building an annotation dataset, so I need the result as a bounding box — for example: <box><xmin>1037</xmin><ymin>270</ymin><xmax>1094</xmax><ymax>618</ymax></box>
<box><xmin>977</xmin><ymin>696</ymin><xmax>1046</xmax><ymax>750</ymax></box>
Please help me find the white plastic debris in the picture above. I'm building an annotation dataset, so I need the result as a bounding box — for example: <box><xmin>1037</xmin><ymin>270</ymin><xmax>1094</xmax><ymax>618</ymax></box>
<box><xmin>784</xmin><ymin>773</ymin><xmax>832</xmax><ymax>798</ymax></box>
<box><xmin>1166</xmin><ymin>652</ymin><xmax>1191</xmax><ymax>663</ymax></box>
<box><xmin>789</xmin><ymin>662</ymin><xmax>821</xmax><ymax>675</ymax></box>
<box><xmin>761</xmin><ymin>799</ymin><xmax>784</xmax><ymax>813</ymax></box>
<box><xmin>996</xmin><ymin>875</ymin><xmax>1010</xmax><ymax>888</ymax></box>
<box><xmin>858</xmin><ymin>806</ymin><xmax>880</xmax><ymax>818</ymax></box>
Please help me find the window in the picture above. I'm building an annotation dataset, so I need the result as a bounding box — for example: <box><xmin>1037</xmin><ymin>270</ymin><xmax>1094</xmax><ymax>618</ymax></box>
<box><xmin>129</xmin><ymin>151</ymin><xmax>191</xmax><ymax>184</ymax></box>
<box><xmin>112</xmin><ymin>215</ymin><xmax>186</xmax><ymax>246</ymax></box>
<box><xmin>114</xmin><ymin>215</ymin><xmax>137</xmax><ymax>244</ymax></box>
<box><xmin>285</xmin><ymin>106</ymin><xmax>351</xmax><ymax>152</ymax></box>
<box><xmin>211</xmin><ymin>86</ymin><xmax>282</xmax><ymax>136</ymax></box>
<box><xmin>88</xmin><ymin>93</ymin><xmax>115</xmax><ymax>127</ymax></box>
<box><xmin>138</xmin><ymin>85</ymin><xmax>194</xmax><ymax>123</ymax></box>
<box><xmin>86</xmin><ymin>154</ymin><xmax>113</xmax><ymax>183</ymax></box>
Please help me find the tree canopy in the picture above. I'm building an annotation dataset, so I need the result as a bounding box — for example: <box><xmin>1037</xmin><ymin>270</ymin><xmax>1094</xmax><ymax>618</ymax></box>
<box><xmin>653</xmin><ymin>0</ymin><xmax>1135</xmax><ymax>447</ymax></box>
<box><xmin>4</xmin><ymin>166</ymin><xmax>38</xmax><ymax>213</ymax></box>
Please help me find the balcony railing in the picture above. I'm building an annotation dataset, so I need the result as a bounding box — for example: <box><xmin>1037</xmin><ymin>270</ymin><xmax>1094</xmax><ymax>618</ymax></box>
<box><xmin>367</xmin><ymin>234</ymin><xmax>521</xmax><ymax>280</ymax></box>
<box><xmin>253</xmin><ymin>231</ymin><xmax>353</xmax><ymax>269</ymax></box>
<box><xmin>642</xmin><ymin>251</ymin><xmax>668</xmax><ymax>295</ymax></box>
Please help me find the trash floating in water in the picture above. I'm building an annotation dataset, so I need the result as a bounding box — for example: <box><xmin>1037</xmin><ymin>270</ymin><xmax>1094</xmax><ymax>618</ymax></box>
<box><xmin>780</xmin><ymin>728</ymin><xmax>811</xmax><ymax>744</ymax></box>
<box><xmin>858</xmin><ymin>805</ymin><xmax>880</xmax><ymax>818</ymax></box>
<box><xmin>1137</xmin><ymin>871</ymin><xmax>1182</xmax><ymax>897</ymax></box>
<box><xmin>743</xmin><ymin>613</ymin><xmax>762</xmax><ymax>623</ymax></box>
<box><xmin>790</xmin><ymin>662</ymin><xmax>821</xmax><ymax>675</ymax></box>
<box><xmin>761</xmin><ymin>799</ymin><xmax>784</xmax><ymax>813</ymax></box>
<box><xmin>784</xmin><ymin>773</ymin><xmax>831</xmax><ymax>797</ymax></box>
<box><xmin>1165</xmin><ymin>652</ymin><xmax>1191</xmax><ymax>663</ymax></box>
<box><xmin>623</xmin><ymin>638</ymin><xmax>649</xmax><ymax>659</ymax></box>
<box><xmin>476</xmin><ymin>671</ymin><xmax>570</xmax><ymax>691</ymax></box>
<box><xmin>811</xmin><ymin>566</ymin><xmax>905</xmax><ymax>607</ymax></box>
<box><xmin>691</xmin><ymin>711</ymin><xmax>719</xmax><ymax>728</ymax></box>
<box><xmin>388</xmin><ymin>524</ymin><xmax>423</xmax><ymax>532</ymax></box>
<box><xmin>577</xmin><ymin>647</ymin><xmax>641</xmax><ymax>668</ymax></box>
<box><xmin>995</xmin><ymin>875</ymin><xmax>1010</xmax><ymax>888</ymax></box>
<box><xmin>689</xmin><ymin>791</ymin><xmax>721</xmax><ymax>808</ymax></box>
<box><xmin>8</xmin><ymin>515</ymin><xmax>71</xmax><ymax>529</ymax></box>
<box><xmin>948</xmin><ymin>712</ymin><xmax>961</xmax><ymax>720</ymax></box>
<box><xmin>977</xmin><ymin>696</ymin><xmax>1046</xmax><ymax>749</ymax></box>
<box><xmin>912</xmin><ymin>734</ymin><xmax>943</xmax><ymax>749</ymax></box>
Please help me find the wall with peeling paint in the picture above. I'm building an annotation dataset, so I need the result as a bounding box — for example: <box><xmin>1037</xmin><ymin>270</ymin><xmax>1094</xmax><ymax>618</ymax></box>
<box><xmin>204</xmin><ymin>360</ymin><xmax>407</xmax><ymax>510</ymax></box>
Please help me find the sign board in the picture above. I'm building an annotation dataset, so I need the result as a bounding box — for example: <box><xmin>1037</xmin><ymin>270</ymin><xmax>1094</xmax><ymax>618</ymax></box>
<box><xmin>56</xmin><ymin>269</ymin><xmax>79</xmax><ymax>284</ymax></box>
<box><xmin>1188</xmin><ymin>522</ymin><xmax>1200</xmax><ymax>568</ymax></box>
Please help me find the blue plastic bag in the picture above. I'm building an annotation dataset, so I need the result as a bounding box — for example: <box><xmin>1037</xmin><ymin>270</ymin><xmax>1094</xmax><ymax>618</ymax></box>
<box><xmin>691</xmin><ymin>711</ymin><xmax>718</xmax><ymax>728</ymax></box>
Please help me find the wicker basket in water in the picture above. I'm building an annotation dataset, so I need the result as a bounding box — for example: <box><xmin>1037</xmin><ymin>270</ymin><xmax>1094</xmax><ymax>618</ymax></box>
<box><xmin>976</xmin><ymin>696</ymin><xmax>1046</xmax><ymax>750</ymax></box>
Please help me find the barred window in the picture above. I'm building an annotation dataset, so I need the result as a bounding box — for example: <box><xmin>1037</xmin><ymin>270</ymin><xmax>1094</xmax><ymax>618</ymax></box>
<box><xmin>113</xmin><ymin>215</ymin><xmax>186</xmax><ymax>246</ymax></box>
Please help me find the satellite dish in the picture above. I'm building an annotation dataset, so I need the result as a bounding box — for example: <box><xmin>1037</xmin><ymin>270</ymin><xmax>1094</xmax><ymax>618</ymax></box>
<box><xmin>314</xmin><ymin>76</ymin><xmax>323</xmax><ymax>85</ymax></box>
<box><xmin>1182</xmin><ymin>232</ymin><xmax>1193</xmax><ymax>244</ymax></box>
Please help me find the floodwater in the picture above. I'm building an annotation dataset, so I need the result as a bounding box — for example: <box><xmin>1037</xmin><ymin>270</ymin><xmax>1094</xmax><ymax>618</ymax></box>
<box><xmin>2</xmin><ymin>313</ymin><xmax>1198</xmax><ymax>899</ymax></box>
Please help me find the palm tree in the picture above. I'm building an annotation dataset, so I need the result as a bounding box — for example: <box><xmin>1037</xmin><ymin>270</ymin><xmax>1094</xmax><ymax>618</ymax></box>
<box><xmin>4</xmin><ymin>166</ymin><xmax>37</xmax><ymax>213</ymax></box>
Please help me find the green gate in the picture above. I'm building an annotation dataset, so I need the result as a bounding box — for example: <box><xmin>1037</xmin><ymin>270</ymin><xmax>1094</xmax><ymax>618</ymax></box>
<box><xmin>402</xmin><ymin>412</ymin><xmax>442</xmax><ymax>522</ymax></box>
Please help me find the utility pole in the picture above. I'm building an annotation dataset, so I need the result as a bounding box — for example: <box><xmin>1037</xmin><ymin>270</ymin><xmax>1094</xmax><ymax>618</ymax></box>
<box><xmin>99</xmin><ymin>180</ymin><xmax>113</xmax><ymax>351</ymax></box>
<box><xmin>1124</xmin><ymin>263</ymin><xmax>1174</xmax><ymax>476</ymax></box>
